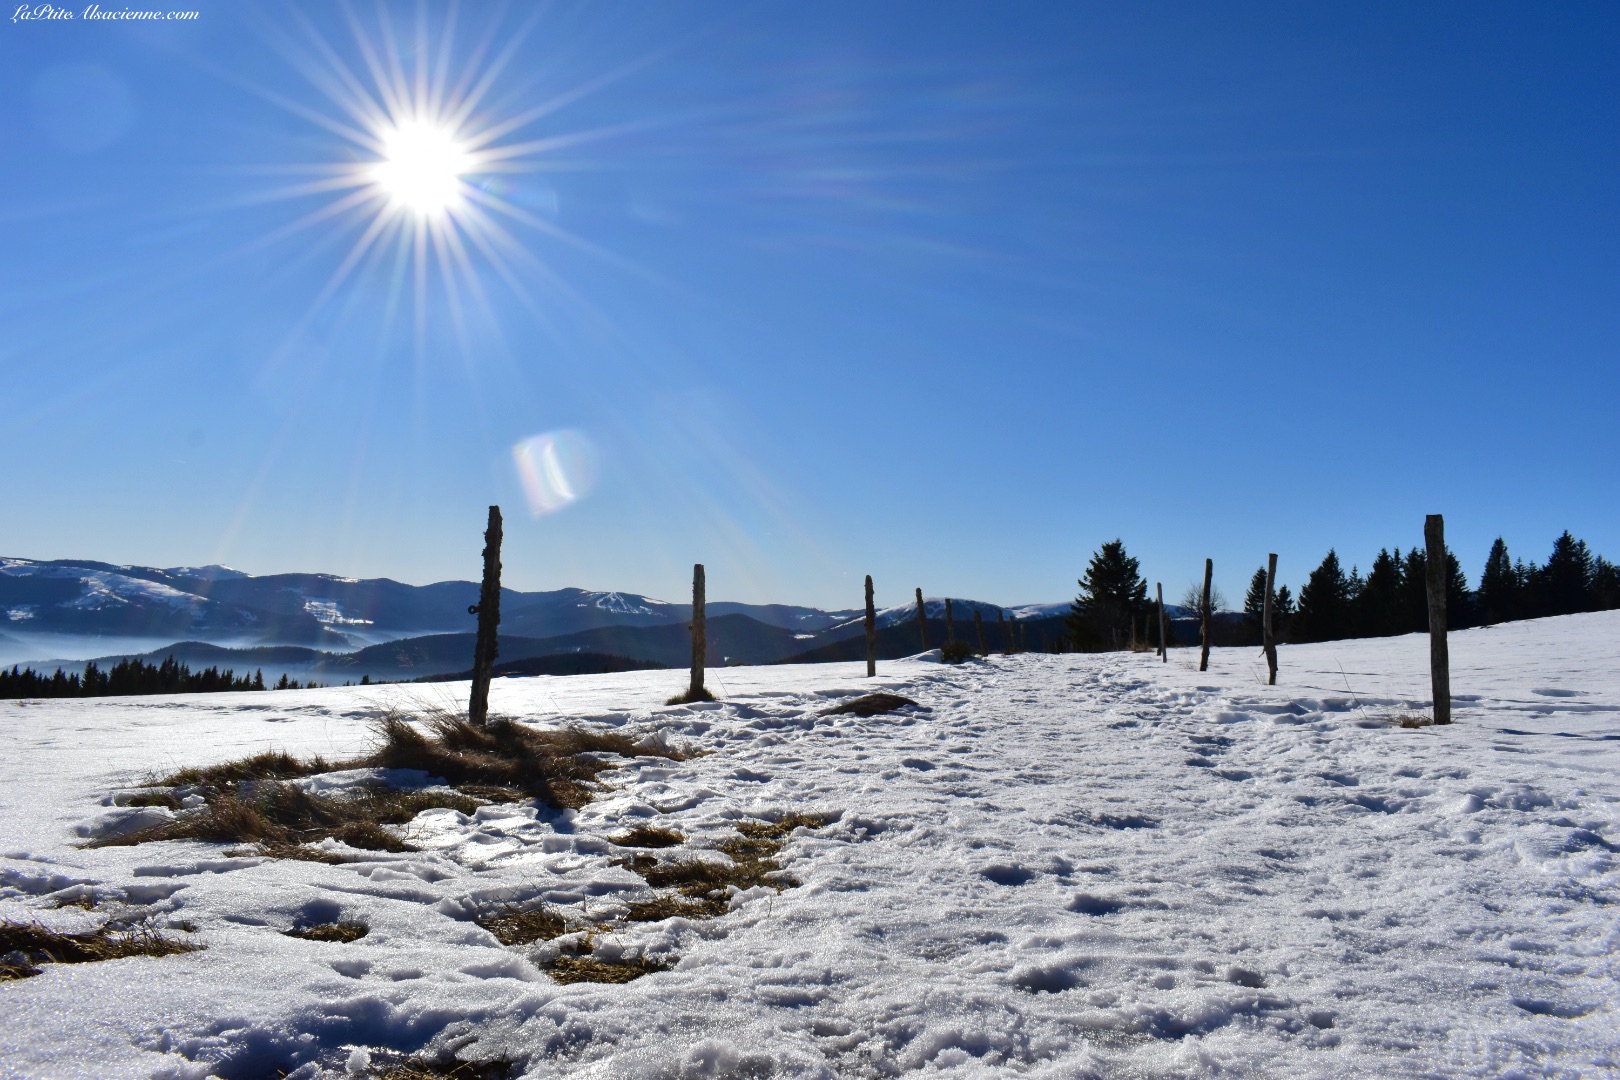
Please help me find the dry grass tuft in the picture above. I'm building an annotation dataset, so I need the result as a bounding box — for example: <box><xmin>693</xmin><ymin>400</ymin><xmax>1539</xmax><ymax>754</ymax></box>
<box><xmin>93</xmin><ymin>783</ymin><xmax>477</xmax><ymax>853</ymax></box>
<box><xmin>109</xmin><ymin>711</ymin><xmax>686</xmax><ymax>857</ymax></box>
<box><xmin>160</xmin><ymin>749</ymin><xmax>330</xmax><ymax>787</ymax></box>
<box><xmin>610</xmin><ymin>824</ymin><xmax>685</xmax><ymax>848</ymax></box>
<box><xmin>477</xmin><ymin>903</ymin><xmax>567</xmax><ymax>946</ymax></box>
<box><xmin>545</xmin><ymin>953</ymin><xmax>669</xmax><ymax>984</ymax></box>
<box><xmin>121</xmin><ymin>790</ymin><xmax>182</xmax><ymax>810</ymax></box>
<box><xmin>0</xmin><ymin>919</ymin><xmax>200</xmax><ymax>981</ymax></box>
<box><xmin>371</xmin><ymin>1054</ymin><xmax>517</xmax><ymax>1079</ymax></box>
<box><xmin>1397</xmin><ymin>715</ymin><xmax>1436</xmax><ymax>729</ymax></box>
<box><xmin>368</xmin><ymin>714</ymin><xmax>679</xmax><ymax>808</ymax></box>
<box><xmin>821</xmin><ymin>693</ymin><xmax>920</xmax><ymax>718</ymax></box>
<box><xmin>620</xmin><ymin>813</ymin><xmax>828</xmax><ymax>920</ymax></box>
<box><xmin>665</xmin><ymin>687</ymin><xmax>716</xmax><ymax>706</ymax></box>
<box><xmin>284</xmin><ymin>921</ymin><xmax>368</xmax><ymax>943</ymax></box>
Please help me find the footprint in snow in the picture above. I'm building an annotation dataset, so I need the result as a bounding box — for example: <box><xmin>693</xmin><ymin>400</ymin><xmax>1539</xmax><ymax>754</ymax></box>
<box><xmin>980</xmin><ymin>864</ymin><xmax>1035</xmax><ymax>886</ymax></box>
<box><xmin>900</xmin><ymin>758</ymin><xmax>936</xmax><ymax>771</ymax></box>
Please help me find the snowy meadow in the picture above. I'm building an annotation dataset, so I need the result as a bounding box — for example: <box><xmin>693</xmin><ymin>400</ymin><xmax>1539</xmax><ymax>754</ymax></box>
<box><xmin>2</xmin><ymin>612</ymin><xmax>1617</xmax><ymax>1078</ymax></box>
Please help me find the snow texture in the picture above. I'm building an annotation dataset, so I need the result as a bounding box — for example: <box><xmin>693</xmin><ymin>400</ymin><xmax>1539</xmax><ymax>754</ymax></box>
<box><xmin>2</xmin><ymin>612</ymin><xmax>1617</xmax><ymax>1078</ymax></box>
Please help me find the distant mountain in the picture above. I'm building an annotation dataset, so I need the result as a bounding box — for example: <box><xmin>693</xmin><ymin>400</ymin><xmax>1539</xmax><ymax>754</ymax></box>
<box><xmin>4</xmin><ymin>556</ymin><xmax>1067</xmax><ymax>680</ymax></box>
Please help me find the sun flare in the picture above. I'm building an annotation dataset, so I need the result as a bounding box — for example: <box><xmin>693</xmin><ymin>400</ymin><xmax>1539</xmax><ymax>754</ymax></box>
<box><xmin>370</xmin><ymin>118</ymin><xmax>472</xmax><ymax>217</ymax></box>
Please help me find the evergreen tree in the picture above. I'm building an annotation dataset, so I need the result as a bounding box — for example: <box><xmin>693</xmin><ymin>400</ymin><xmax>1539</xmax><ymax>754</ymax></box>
<box><xmin>1293</xmin><ymin>550</ymin><xmax>1353</xmax><ymax>643</ymax></box>
<box><xmin>1355</xmin><ymin>549</ymin><xmax>1403</xmax><ymax>637</ymax></box>
<box><xmin>1067</xmin><ymin>539</ymin><xmax>1149</xmax><ymax>651</ymax></box>
<box><xmin>1537</xmin><ymin>531</ymin><xmax>1594</xmax><ymax>616</ymax></box>
<box><xmin>1476</xmin><ymin>538</ymin><xmax>1518</xmax><ymax>624</ymax></box>
<box><xmin>1242</xmin><ymin>567</ymin><xmax>1268</xmax><ymax>627</ymax></box>
<box><xmin>1592</xmin><ymin>557</ymin><xmax>1620</xmax><ymax>611</ymax></box>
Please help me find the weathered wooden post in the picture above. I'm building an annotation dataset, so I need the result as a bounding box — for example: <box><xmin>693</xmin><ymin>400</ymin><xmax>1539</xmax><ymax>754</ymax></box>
<box><xmin>973</xmin><ymin>608</ymin><xmax>986</xmax><ymax>654</ymax></box>
<box><xmin>945</xmin><ymin>598</ymin><xmax>956</xmax><ymax>644</ymax></box>
<box><xmin>1156</xmin><ymin>582</ymin><xmax>1167</xmax><ymax>662</ymax></box>
<box><xmin>999</xmin><ymin>609</ymin><xmax>1011</xmax><ymax>654</ymax></box>
<box><xmin>1424</xmin><ymin>515</ymin><xmax>1451</xmax><ymax>724</ymax></box>
<box><xmin>688</xmin><ymin>562</ymin><xmax>707</xmax><ymax>701</ymax></box>
<box><xmin>915</xmin><ymin>588</ymin><xmax>930</xmax><ymax>650</ymax></box>
<box><xmin>1199</xmin><ymin>558</ymin><xmax>1213</xmax><ymax>672</ymax></box>
<box><xmin>467</xmin><ymin>505</ymin><xmax>502</xmax><ymax>727</ymax></box>
<box><xmin>864</xmin><ymin>575</ymin><xmax>877</xmax><ymax>678</ymax></box>
<box><xmin>1262</xmin><ymin>553</ymin><xmax>1278</xmax><ymax>686</ymax></box>
<box><xmin>1007</xmin><ymin>613</ymin><xmax>1019</xmax><ymax>654</ymax></box>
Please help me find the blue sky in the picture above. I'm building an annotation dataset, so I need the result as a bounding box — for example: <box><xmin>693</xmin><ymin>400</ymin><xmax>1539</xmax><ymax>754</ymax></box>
<box><xmin>2</xmin><ymin>2</ymin><xmax>1615</xmax><ymax>610</ymax></box>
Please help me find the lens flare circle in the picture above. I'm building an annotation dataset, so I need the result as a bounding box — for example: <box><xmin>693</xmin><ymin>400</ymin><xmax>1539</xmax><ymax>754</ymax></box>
<box><xmin>370</xmin><ymin>117</ymin><xmax>472</xmax><ymax>217</ymax></box>
<box><xmin>513</xmin><ymin>429</ymin><xmax>598</xmax><ymax>516</ymax></box>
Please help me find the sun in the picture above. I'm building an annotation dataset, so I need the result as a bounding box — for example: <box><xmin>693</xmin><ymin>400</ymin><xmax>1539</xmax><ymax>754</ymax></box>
<box><xmin>370</xmin><ymin>117</ymin><xmax>473</xmax><ymax>218</ymax></box>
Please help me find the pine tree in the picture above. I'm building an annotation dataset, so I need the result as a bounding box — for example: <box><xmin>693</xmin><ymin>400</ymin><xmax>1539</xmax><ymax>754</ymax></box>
<box><xmin>1538</xmin><ymin>531</ymin><xmax>1594</xmax><ymax>616</ymax></box>
<box><xmin>1067</xmin><ymin>539</ymin><xmax>1148</xmax><ymax>651</ymax></box>
<box><xmin>1293</xmin><ymin>550</ymin><xmax>1352</xmax><ymax>643</ymax></box>
<box><xmin>1356</xmin><ymin>549</ymin><xmax>1402</xmax><ymax>638</ymax></box>
<box><xmin>1476</xmin><ymin>538</ymin><xmax>1518</xmax><ymax>624</ymax></box>
<box><xmin>1592</xmin><ymin>557</ymin><xmax>1620</xmax><ymax>611</ymax></box>
<box><xmin>1242</xmin><ymin>567</ymin><xmax>1269</xmax><ymax>629</ymax></box>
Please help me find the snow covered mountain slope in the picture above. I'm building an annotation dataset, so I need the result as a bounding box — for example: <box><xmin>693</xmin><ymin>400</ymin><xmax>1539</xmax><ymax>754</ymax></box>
<box><xmin>1</xmin><ymin>612</ymin><xmax>1616</xmax><ymax>1077</ymax></box>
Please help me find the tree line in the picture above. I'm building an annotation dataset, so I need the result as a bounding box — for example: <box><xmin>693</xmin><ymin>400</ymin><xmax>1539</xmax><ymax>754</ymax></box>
<box><xmin>1068</xmin><ymin>530</ymin><xmax>1618</xmax><ymax>651</ymax></box>
<box><xmin>0</xmin><ymin>656</ymin><xmax>319</xmax><ymax>700</ymax></box>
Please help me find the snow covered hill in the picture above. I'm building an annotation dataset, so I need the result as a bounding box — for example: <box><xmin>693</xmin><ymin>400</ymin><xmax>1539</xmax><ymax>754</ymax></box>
<box><xmin>2</xmin><ymin>612</ymin><xmax>1616</xmax><ymax>1077</ymax></box>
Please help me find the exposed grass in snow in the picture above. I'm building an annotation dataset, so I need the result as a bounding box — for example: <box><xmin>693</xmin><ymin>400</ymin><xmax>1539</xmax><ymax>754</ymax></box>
<box><xmin>609</xmin><ymin>824</ymin><xmax>685</xmax><ymax>848</ymax></box>
<box><xmin>822</xmin><ymin>691</ymin><xmax>920</xmax><ymax>717</ymax></box>
<box><xmin>371</xmin><ymin>1054</ymin><xmax>518</xmax><ymax>1079</ymax></box>
<box><xmin>159</xmin><ymin>748</ymin><xmax>332</xmax><ymax>787</ymax></box>
<box><xmin>477</xmin><ymin>903</ymin><xmax>567</xmax><ymax>946</ymax></box>
<box><xmin>665</xmin><ymin>686</ymin><xmax>716</xmax><ymax>706</ymax></box>
<box><xmin>283</xmin><ymin>921</ymin><xmax>368</xmax><ymax>943</ymax></box>
<box><xmin>0</xmin><ymin>919</ymin><xmax>199</xmax><ymax>981</ymax></box>
<box><xmin>621</xmin><ymin>813</ymin><xmax>828</xmax><ymax>915</ymax></box>
<box><xmin>91</xmin><ymin>782</ymin><xmax>479</xmax><ymax>854</ymax></box>
<box><xmin>545</xmin><ymin>952</ymin><xmax>670</xmax><ymax>985</ymax></box>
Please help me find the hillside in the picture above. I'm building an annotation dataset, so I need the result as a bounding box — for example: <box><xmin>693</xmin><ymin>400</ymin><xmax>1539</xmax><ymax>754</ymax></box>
<box><xmin>1</xmin><ymin>612</ymin><xmax>1615</xmax><ymax>1076</ymax></box>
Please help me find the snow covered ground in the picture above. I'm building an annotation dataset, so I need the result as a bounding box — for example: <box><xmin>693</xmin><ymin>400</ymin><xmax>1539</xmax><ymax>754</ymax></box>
<box><xmin>2</xmin><ymin>611</ymin><xmax>1618</xmax><ymax>1078</ymax></box>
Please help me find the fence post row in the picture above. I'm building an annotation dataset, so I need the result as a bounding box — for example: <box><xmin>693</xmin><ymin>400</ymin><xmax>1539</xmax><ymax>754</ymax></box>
<box><xmin>1262</xmin><ymin>553</ymin><xmax>1278</xmax><ymax>686</ymax></box>
<box><xmin>689</xmin><ymin>563</ymin><xmax>707</xmax><ymax>701</ymax></box>
<box><xmin>1199</xmin><ymin>558</ymin><xmax>1213</xmax><ymax>672</ymax></box>
<box><xmin>1424</xmin><ymin>515</ymin><xmax>1452</xmax><ymax>724</ymax></box>
<box><xmin>864</xmin><ymin>575</ymin><xmax>877</xmax><ymax>678</ymax></box>
<box><xmin>468</xmin><ymin>505</ymin><xmax>503</xmax><ymax>727</ymax></box>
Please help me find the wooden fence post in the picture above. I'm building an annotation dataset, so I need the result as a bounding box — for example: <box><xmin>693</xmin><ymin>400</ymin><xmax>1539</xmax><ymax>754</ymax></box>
<box><xmin>945</xmin><ymin>598</ymin><xmax>956</xmax><ymax>644</ymax></box>
<box><xmin>1007</xmin><ymin>613</ymin><xmax>1019</xmax><ymax>654</ymax></box>
<box><xmin>689</xmin><ymin>563</ymin><xmax>706</xmax><ymax>700</ymax></box>
<box><xmin>915</xmin><ymin>588</ymin><xmax>930</xmax><ymax>650</ymax></box>
<box><xmin>999</xmin><ymin>609</ymin><xmax>1010</xmax><ymax>654</ymax></box>
<box><xmin>973</xmin><ymin>608</ymin><xmax>986</xmax><ymax>654</ymax></box>
<box><xmin>1199</xmin><ymin>558</ymin><xmax>1213</xmax><ymax>672</ymax></box>
<box><xmin>467</xmin><ymin>505</ymin><xmax>502</xmax><ymax>727</ymax></box>
<box><xmin>864</xmin><ymin>575</ymin><xmax>877</xmax><ymax>678</ymax></box>
<box><xmin>1262</xmin><ymin>553</ymin><xmax>1278</xmax><ymax>686</ymax></box>
<box><xmin>1156</xmin><ymin>582</ymin><xmax>1166</xmax><ymax>662</ymax></box>
<box><xmin>1424</xmin><ymin>515</ymin><xmax>1451</xmax><ymax>724</ymax></box>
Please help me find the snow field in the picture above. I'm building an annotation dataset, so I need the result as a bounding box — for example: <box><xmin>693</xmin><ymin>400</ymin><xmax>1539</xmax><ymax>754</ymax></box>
<box><xmin>1</xmin><ymin>612</ymin><xmax>1617</xmax><ymax>1078</ymax></box>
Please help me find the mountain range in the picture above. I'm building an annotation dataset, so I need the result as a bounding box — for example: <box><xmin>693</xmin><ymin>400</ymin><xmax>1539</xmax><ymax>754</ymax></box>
<box><xmin>1</xmin><ymin>556</ymin><xmax>1079</xmax><ymax>682</ymax></box>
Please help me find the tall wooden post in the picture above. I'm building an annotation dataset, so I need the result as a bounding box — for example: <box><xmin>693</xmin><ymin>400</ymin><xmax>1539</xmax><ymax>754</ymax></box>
<box><xmin>945</xmin><ymin>598</ymin><xmax>956</xmax><ymax>644</ymax></box>
<box><xmin>915</xmin><ymin>588</ymin><xmax>930</xmax><ymax>650</ymax></box>
<box><xmin>864</xmin><ymin>575</ymin><xmax>877</xmax><ymax>678</ymax></box>
<box><xmin>467</xmin><ymin>505</ymin><xmax>502</xmax><ymax>727</ymax></box>
<box><xmin>1262</xmin><ymin>553</ymin><xmax>1278</xmax><ymax>686</ymax></box>
<box><xmin>1424</xmin><ymin>515</ymin><xmax>1451</xmax><ymax>724</ymax></box>
<box><xmin>1199</xmin><ymin>558</ymin><xmax>1214</xmax><ymax>672</ymax></box>
<box><xmin>973</xmin><ymin>608</ymin><xmax>986</xmax><ymax>654</ymax></box>
<box><xmin>1007</xmin><ymin>614</ymin><xmax>1019</xmax><ymax>654</ymax></box>
<box><xmin>688</xmin><ymin>563</ymin><xmax>706</xmax><ymax>700</ymax></box>
<box><xmin>1156</xmin><ymin>582</ymin><xmax>1166</xmax><ymax>662</ymax></box>
<box><xmin>999</xmin><ymin>609</ymin><xmax>1010</xmax><ymax>654</ymax></box>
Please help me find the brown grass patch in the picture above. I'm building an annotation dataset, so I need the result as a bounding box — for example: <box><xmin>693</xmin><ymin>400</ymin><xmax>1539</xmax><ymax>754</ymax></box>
<box><xmin>477</xmin><ymin>903</ymin><xmax>566</xmax><ymax>946</ymax></box>
<box><xmin>370</xmin><ymin>1054</ymin><xmax>517</xmax><ymax>1080</ymax></box>
<box><xmin>620</xmin><ymin>813</ymin><xmax>828</xmax><ymax>921</ymax></box>
<box><xmin>92</xmin><ymin>783</ymin><xmax>477</xmax><ymax>854</ymax></box>
<box><xmin>284</xmin><ymin>921</ymin><xmax>368</xmax><ymax>943</ymax></box>
<box><xmin>665</xmin><ymin>687</ymin><xmax>716</xmax><ymax>706</ymax></box>
<box><xmin>107</xmin><ymin>712</ymin><xmax>687</xmax><ymax>856</ymax></box>
<box><xmin>821</xmin><ymin>693</ymin><xmax>919</xmax><ymax>718</ymax></box>
<box><xmin>121</xmin><ymin>790</ymin><xmax>182</xmax><ymax>809</ymax></box>
<box><xmin>1397</xmin><ymin>715</ymin><xmax>1436</xmax><ymax>729</ymax></box>
<box><xmin>610</xmin><ymin>824</ymin><xmax>685</xmax><ymax>848</ymax></box>
<box><xmin>0</xmin><ymin>919</ymin><xmax>199</xmax><ymax>981</ymax></box>
<box><xmin>545</xmin><ymin>953</ymin><xmax>668</xmax><ymax>984</ymax></box>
